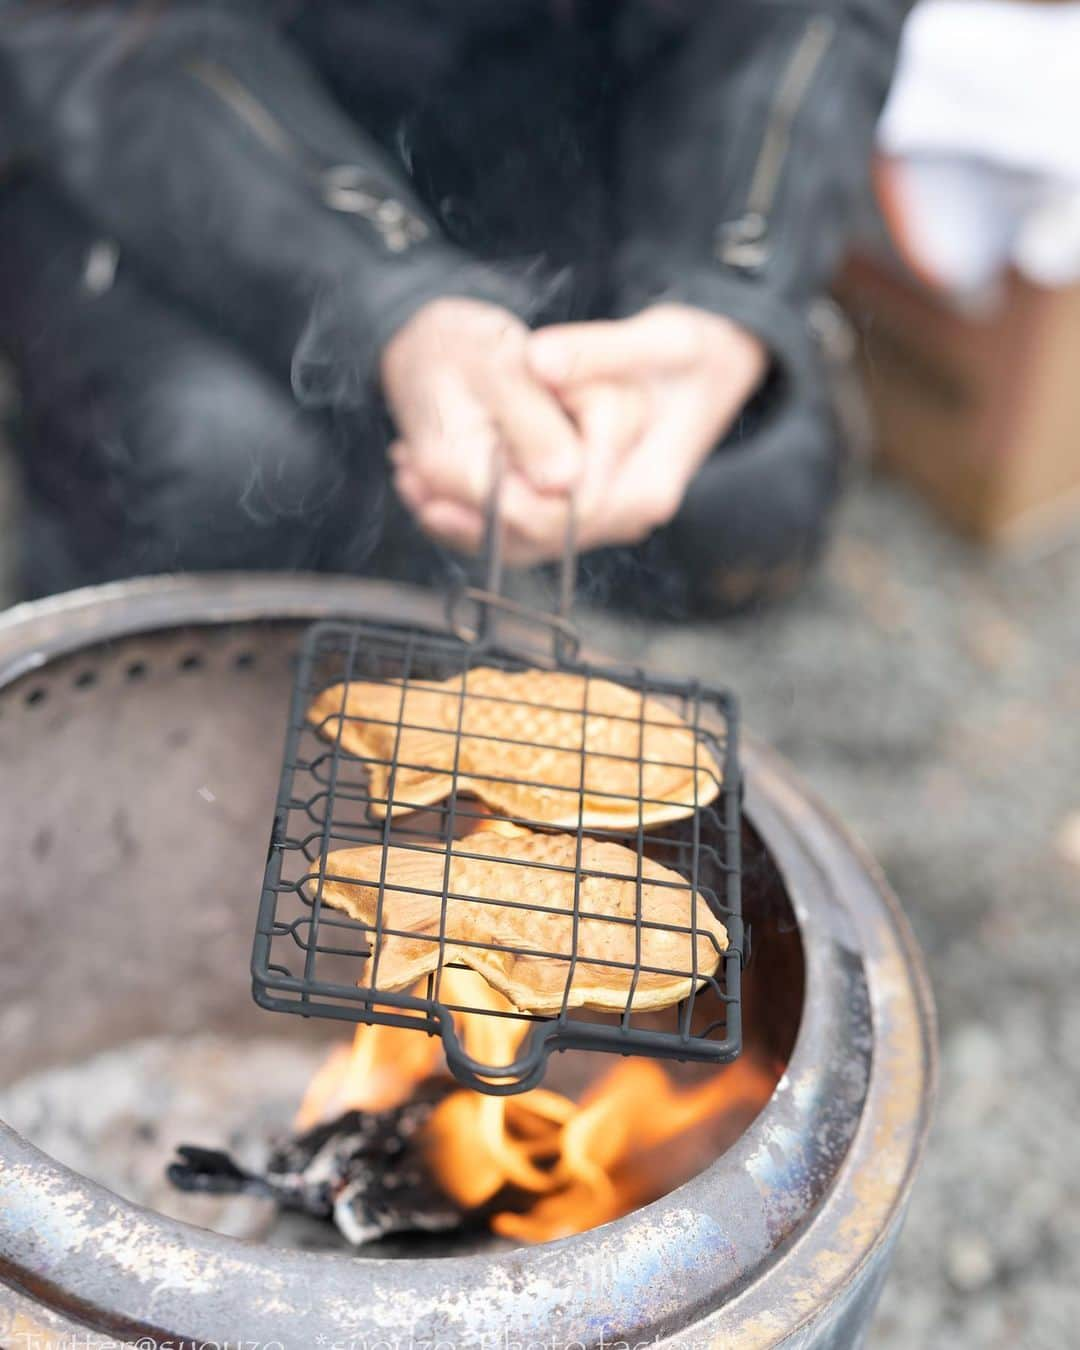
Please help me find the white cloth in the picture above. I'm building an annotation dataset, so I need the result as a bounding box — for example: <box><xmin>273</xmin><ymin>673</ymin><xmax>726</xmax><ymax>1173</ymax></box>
<box><xmin>878</xmin><ymin>0</ymin><xmax>1080</xmax><ymax>294</ymax></box>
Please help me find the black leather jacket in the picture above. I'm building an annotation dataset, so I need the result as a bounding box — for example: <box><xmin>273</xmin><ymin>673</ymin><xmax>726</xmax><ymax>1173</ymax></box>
<box><xmin>0</xmin><ymin>0</ymin><xmax>908</xmax><ymax>422</ymax></box>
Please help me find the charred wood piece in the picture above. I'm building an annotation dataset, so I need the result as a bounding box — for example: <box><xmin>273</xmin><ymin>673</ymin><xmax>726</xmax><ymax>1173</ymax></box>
<box><xmin>167</xmin><ymin>1080</ymin><xmax>463</xmax><ymax>1245</ymax></box>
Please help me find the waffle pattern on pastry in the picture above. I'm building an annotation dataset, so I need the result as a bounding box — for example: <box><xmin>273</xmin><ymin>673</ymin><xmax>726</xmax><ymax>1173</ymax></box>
<box><xmin>316</xmin><ymin>826</ymin><xmax>728</xmax><ymax>1016</ymax></box>
<box><xmin>307</xmin><ymin>667</ymin><xmax>721</xmax><ymax>830</ymax></box>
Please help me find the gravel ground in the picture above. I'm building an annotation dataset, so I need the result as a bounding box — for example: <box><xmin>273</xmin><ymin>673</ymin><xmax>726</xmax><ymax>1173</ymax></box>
<box><xmin>1</xmin><ymin>446</ymin><xmax>1077</xmax><ymax>1345</ymax></box>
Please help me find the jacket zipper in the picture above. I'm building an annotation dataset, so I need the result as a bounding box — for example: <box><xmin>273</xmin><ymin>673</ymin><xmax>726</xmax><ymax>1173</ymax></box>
<box><xmin>185</xmin><ymin>59</ymin><xmax>429</xmax><ymax>254</ymax></box>
<box><xmin>715</xmin><ymin>15</ymin><xmax>835</xmax><ymax>272</ymax></box>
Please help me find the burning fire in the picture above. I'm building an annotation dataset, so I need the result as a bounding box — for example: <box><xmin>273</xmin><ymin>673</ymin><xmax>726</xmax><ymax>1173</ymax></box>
<box><xmin>296</xmin><ymin>969</ymin><xmax>776</xmax><ymax>1243</ymax></box>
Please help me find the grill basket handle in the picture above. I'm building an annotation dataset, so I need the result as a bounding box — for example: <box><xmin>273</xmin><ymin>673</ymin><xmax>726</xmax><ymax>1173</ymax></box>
<box><xmin>444</xmin><ymin>450</ymin><xmax>580</xmax><ymax>663</ymax></box>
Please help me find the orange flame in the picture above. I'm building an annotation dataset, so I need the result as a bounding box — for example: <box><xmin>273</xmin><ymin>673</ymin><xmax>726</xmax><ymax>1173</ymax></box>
<box><xmin>295</xmin><ymin>967</ymin><xmax>776</xmax><ymax>1243</ymax></box>
<box><xmin>294</xmin><ymin>1009</ymin><xmax>440</xmax><ymax>1128</ymax></box>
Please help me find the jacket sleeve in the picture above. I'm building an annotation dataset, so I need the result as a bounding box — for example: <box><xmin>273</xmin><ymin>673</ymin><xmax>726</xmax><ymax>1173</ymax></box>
<box><xmin>0</xmin><ymin>1</ymin><xmax>535</xmax><ymax>408</ymax></box>
<box><xmin>616</xmin><ymin>0</ymin><xmax>909</xmax><ymax>387</ymax></box>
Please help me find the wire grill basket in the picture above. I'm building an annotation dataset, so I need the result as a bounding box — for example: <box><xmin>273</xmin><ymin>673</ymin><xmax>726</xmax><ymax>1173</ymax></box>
<box><xmin>253</xmin><ymin>619</ymin><xmax>742</xmax><ymax>1094</ymax></box>
<box><xmin>252</xmin><ymin>474</ymin><xmax>742</xmax><ymax>1094</ymax></box>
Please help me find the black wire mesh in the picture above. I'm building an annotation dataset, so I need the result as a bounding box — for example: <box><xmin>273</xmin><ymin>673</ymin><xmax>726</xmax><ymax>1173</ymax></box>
<box><xmin>252</xmin><ymin>620</ymin><xmax>743</xmax><ymax>1094</ymax></box>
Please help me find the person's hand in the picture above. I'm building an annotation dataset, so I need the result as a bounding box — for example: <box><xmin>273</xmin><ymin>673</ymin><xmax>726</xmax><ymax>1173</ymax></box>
<box><xmin>384</xmin><ymin>299</ymin><xmax>767</xmax><ymax>564</ymax></box>
<box><xmin>382</xmin><ymin>297</ymin><xmax>588</xmax><ymax>563</ymax></box>
<box><xmin>526</xmin><ymin>304</ymin><xmax>768</xmax><ymax>551</ymax></box>
<box><xmin>391</xmin><ymin>378</ymin><xmax>646</xmax><ymax>565</ymax></box>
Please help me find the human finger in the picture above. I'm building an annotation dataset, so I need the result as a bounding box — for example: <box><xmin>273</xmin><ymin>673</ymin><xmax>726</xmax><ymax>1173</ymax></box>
<box><xmin>489</xmin><ymin>370</ymin><xmax>584</xmax><ymax>493</ymax></box>
<box><xmin>499</xmin><ymin>470</ymin><xmax>574</xmax><ymax>552</ymax></box>
<box><xmin>399</xmin><ymin>381</ymin><xmax>501</xmax><ymax>509</ymax></box>
<box><xmin>415</xmin><ymin>498</ymin><xmax>486</xmax><ymax>555</ymax></box>
<box><xmin>574</xmin><ymin>402</ymin><xmax>711</xmax><ymax>552</ymax></box>
<box><xmin>562</xmin><ymin>380</ymin><xmax>647</xmax><ymax>458</ymax></box>
<box><xmin>527</xmin><ymin>312</ymin><xmax>702</xmax><ymax>385</ymax></box>
<box><xmin>391</xmin><ymin>461</ymin><xmax>432</xmax><ymax>512</ymax></box>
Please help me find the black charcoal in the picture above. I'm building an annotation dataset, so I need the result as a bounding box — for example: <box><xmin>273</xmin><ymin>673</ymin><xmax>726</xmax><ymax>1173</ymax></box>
<box><xmin>167</xmin><ymin>1078</ymin><xmax>464</xmax><ymax>1245</ymax></box>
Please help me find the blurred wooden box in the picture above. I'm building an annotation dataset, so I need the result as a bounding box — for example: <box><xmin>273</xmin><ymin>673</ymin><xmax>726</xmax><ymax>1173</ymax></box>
<box><xmin>838</xmin><ymin>255</ymin><xmax>1080</xmax><ymax>546</ymax></box>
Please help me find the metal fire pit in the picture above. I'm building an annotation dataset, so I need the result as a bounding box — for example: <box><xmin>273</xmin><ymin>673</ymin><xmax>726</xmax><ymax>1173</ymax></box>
<box><xmin>0</xmin><ymin>574</ymin><xmax>936</xmax><ymax>1350</ymax></box>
